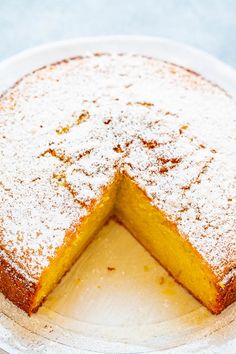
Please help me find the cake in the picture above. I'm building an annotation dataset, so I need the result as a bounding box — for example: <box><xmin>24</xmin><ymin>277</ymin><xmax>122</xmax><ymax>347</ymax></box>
<box><xmin>0</xmin><ymin>53</ymin><xmax>235</xmax><ymax>315</ymax></box>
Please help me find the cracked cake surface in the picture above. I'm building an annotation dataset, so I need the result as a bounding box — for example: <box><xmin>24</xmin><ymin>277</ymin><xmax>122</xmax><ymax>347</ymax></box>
<box><xmin>0</xmin><ymin>53</ymin><xmax>235</xmax><ymax>309</ymax></box>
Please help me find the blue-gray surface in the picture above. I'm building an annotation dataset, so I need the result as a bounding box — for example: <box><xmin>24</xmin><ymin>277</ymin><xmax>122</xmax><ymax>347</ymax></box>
<box><xmin>0</xmin><ymin>0</ymin><xmax>235</xmax><ymax>68</ymax></box>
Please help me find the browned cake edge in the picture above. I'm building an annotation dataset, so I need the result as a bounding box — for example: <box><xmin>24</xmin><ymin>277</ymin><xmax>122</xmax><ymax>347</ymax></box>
<box><xmin>0</xmin><ymin>255</ymin><xmax>37</xmax><ymax>314</ymax></box>
<box><xmin>216</xmin><ymin>275</ymin><xmax>236</xmax><ymax>314</ymax></box>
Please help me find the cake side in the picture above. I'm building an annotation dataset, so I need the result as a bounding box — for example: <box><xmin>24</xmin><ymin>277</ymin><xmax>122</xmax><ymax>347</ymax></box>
<box><xmin>0</xmin><ymin>251</ymin><xmax>37</xmax><ymax>313</ymax></box>
<box><xmin>218</xmin><ymin>272</ymin><xmax>236</xmax><ymax>313</ymax></box>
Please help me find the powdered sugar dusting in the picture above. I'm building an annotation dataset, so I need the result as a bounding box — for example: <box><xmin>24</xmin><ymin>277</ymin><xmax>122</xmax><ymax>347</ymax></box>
<box><xmin>0</xmin><ymin>53</ymin><xmax>235</xmax><ymax>284</ymax></box>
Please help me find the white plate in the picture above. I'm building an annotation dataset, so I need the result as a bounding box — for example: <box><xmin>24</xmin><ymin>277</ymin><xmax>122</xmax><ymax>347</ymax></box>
<box><xmin>0</xmin><ymin>36</ymin><xmax>236</xmax><ymax>354</ymax></box>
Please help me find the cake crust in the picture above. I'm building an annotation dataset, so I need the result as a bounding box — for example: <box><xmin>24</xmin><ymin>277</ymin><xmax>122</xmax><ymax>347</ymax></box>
<box><xmin>0</xmin><ymin>254</ymin><xmax>36</xmax><ymax>314</ymax></box>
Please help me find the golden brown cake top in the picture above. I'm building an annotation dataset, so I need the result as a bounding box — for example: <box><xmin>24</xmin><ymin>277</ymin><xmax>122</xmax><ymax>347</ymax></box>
<box><xmin>0</xmin><ymin>53</ymin><xmax>235</xmax><ymax>285</ymax></box>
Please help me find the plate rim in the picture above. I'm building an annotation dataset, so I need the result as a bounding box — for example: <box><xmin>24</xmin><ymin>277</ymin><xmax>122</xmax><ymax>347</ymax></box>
<box><xmin>0</xmin><ymin>35</ymin><xmax>236</xmax><ymax>94</ymax></box>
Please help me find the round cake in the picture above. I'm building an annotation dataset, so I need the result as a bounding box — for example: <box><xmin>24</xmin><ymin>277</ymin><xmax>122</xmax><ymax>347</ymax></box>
<box><xmin>0</xmin><ymin>53</ymin><xmax>235</xmax><ymax>315</ymax></box>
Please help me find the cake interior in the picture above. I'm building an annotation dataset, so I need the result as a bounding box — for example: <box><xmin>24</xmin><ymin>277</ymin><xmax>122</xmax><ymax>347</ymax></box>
<box><xmin>32</xmin><ymin>177</ymin><xmax>119</xmax><ymax>311</ymax></box>
<box><xmin>115</xmin><ymin>174</ymin><xmax>220</xmax><ymax>313</ymax></box>
<box><xmin>32</xmin><ymin>174</ymin><xmax>223</xmax><ymax>314</ymax></box>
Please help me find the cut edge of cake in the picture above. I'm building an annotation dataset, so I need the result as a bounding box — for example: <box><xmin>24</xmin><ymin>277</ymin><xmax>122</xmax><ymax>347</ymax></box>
<box><xmin>115</xmin><ymin>174</ymin><xmax>236</xmax><ymax>315</ymax></box>
<box><xmin>1</xmin><ymin>173</ymin><xmax>235</xmax><ymax>315</ymax></box>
